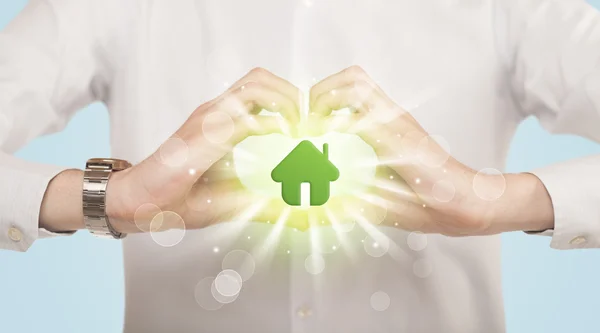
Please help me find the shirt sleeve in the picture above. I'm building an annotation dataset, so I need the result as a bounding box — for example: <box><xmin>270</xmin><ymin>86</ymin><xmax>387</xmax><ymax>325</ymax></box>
<box><xmin>495</xmin><ymin>0</ymin><xmax>600</xmax><ymax>249</ymax></box>
<box><xmin>0</xmin><ymin>0</ymin><xmax>114</xmax><ymax>252</ymax></box>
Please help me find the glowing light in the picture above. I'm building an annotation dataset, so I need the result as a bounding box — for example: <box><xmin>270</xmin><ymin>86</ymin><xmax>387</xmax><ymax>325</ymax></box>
<box><xmin>189</xmin><ymin>169</ymin><xmax>196</xmax><ymax>175</ymax></box>
<box><xmin>370</xmin><ymin>291</ymin><xmax>391</xmax><ymax>311</ymax></box>
<box><xmin>232</xmin><ymin>133</ymin><xmax>379</xmax><ymax>205</ymax></box>
<box><xmin>211</xmin><ymin>279</ymin><xmax>239</xmax><ymax>304</ymax></box>
<box><xmin>150</xmin><ymin>211</ymin><xmax>186</xmax><ymax>247</ymax></box>
<box><xmin>407</xmin><ymin>232</ymin><xmax>428</xmax><ymax>252</ymax></box>
<box><xmin>305</xmin><ymin>253</ymin><xmax>325</xmax><ymax>275</ymax></box>
<box><xmin>252</xmin><ymin>207</ymin><xmax>291</xmax><ymax>264</ymax></box>
<box><xmin>222</xmin><ymin>250</ymin><xmax>256</xmax><ymax>282</ymax></box>
<box><xmin>355</xmin><ymin>212</ymin><xmax>391</xmax><ymax>258</ymax></box>
<box><xmin>194</xmin><ymin>277</ymin><xmax>223</xmax><ymax>311</ymax></box>
<box><xmin>134</xmin><ymin>203</ymin><xmax>162</xmax><ymax>232</ymax></box>
<box><xmin>213</xmin><ymin>246</ymin><xmax>220</xmax><ymax>253</ymax></box>
<box><xmin>415</xmin><ymin>178</ymin><xmax>421</xmax><ymax>184</ymax></box>
<box><xmin>214</xmin><ymin>269</ymin><xmax>243</xmax><ymax>297</ymax></box>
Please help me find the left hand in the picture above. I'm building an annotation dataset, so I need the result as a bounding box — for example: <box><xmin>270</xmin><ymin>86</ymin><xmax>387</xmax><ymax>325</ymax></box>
<box><xmin>308</xmin><ymin>66</ymin><xmax>554</xmax><ymax>236</ymax></box>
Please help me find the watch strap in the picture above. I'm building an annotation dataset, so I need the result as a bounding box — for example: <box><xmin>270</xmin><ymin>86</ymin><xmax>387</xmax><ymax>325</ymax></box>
<box><xmin>83</xmin><ymin>158</ymin><xmax>131</xmax><ymax>239</ymax></box>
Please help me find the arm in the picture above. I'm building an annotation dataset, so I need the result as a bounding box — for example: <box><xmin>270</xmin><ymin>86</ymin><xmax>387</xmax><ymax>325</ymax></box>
<box><xmin>496</xmin><ymin>0</ymin><xmax>600</xmax><ymax>249</ymax></box>
<box><xmin>0</xmin><ymin>0</ymin><xmax>117</xmax><ymax>251</ymax></box>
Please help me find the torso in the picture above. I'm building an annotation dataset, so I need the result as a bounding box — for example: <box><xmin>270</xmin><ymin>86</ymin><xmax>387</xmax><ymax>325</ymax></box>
<box><xmin>107</xmin><ymin>0</ymin><xmax>520</xmax><ymax>331</ymax></box>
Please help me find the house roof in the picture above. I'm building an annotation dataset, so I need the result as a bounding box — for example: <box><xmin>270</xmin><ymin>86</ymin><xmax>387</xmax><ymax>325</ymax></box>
<box><xmin>271</xmin><ymin>140</ymin><xmax>339</xmax><ymax>183</ymax></box>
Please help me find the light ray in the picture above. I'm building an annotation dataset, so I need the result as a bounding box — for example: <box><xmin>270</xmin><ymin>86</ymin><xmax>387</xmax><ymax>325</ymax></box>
<box><xmin>308</xmin><ymin>212</ymin><xmax>326</xmax><ymax>292</ymax></box>
<box><xmin>231</xmin><ymin>147</ymin><xmax>259</xmax><ymax>163</ymax></box>
<box><xmin>352</xmin><ymin>210</ymin><xmax>395</xmax><ymax>257</ymax></box>
<box><xmin>355</xmin><ymin>192</ymin><xmax>394</xmax><ymax>214</ymax></box>
<box><xmin>369</xmin><ymin>179</ymin><xmax>421</xmax><ymax>203</ymax></box>
<box><xmin>308</xmin><ymin>212</ymin><xmax>323</xmax><ymax>254</ymax></box>
<box><xmin>204</xmin><ymin>197</ymin><xmax>268</xmax><ymax>242</ymax></box>
<box><xmin>242</xmin><ymin>111</ymin><xmax>292</xmax><ymax>136</ymax></box>
<box><xmin>324</xmin><ymin>114</ymin><xmax>353</xmax><ymax>133</ymax></box>
<box><xmin>251</xmin><ymin>207</ymin><xmax>290</xmax><ymax>265</ymax></box>
<box><xmin>325</xmin><ymin>208</ymin><xmax>357</xmax><ymax>260</ymax></box>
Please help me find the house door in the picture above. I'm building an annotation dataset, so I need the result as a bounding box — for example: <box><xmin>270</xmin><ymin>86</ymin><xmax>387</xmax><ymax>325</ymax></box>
<box><xmin>300</xmin><ymin>183</ymin><xmax>311</xmax><ymax>207</ymax></box>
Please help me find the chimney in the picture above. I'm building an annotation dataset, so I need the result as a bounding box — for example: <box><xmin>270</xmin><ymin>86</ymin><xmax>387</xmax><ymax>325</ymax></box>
<box><xmin>323</xmin><ymin>143</ymin><xmax>329</xmax><ymax>159</ymax></box>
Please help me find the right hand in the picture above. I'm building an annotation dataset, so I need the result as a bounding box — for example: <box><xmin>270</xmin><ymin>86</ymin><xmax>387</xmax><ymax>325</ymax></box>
<box><xmin>106</xmin><ymin>68</ymin><xmax>301</xmax><ymax>234</ymax></box>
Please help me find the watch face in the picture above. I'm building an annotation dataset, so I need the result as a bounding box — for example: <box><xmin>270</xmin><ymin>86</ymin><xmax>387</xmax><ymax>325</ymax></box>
<box><xmin>86</xmin><ymin>158</ymin><xmax>131</xmax><ymax>170</ymax></box>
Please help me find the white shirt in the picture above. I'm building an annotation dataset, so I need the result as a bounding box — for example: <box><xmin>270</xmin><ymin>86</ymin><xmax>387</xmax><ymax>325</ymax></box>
<box><xmin>1</xmin><ymin>0</ymin><xmax>600</xmax><ymax>332</ymax></box>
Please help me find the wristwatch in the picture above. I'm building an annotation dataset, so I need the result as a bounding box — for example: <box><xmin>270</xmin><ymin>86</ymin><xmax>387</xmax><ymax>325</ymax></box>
<box><xmin>83</xmin><ymin>158</ymin><xmax>132</xmax><ymax>239</ymax></box>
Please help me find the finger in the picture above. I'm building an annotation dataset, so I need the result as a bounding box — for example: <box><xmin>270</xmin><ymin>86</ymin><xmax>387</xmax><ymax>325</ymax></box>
<box><xmin>217</xmin><ymin>81</ymin><xmax>300</xmax><ymax>124</ymax></box>
<box><xmin>372</xmin><ymin>166</ymin><xmax>423</xmax><ymax>205</ymax></box>
<box><xmin>310</xmin><ymin>65</ymin><xmax>386</xmax><ymax>108</ymax></box>
<box><xmin>229</xmin><ymin>67</ymin><xmax>301</xmax><ymax>109</ymax></box>
<box><xmin>354</xmin><ymin>184</ymin><xmax>434</xmax><ymax>232</ymax></box>
<box><xmin>302</xmin><ymin>113</ymin><xmax>360</xmax><ymax>137</ymax></box>
<box><xmin>191</xmin><ymin>114</ymin><xmax>286</xmax><ymax>171</ymax></box>
<box><xmin>202</xmin><ymin>68</ymin><xmax>301</xmax><ymax>113</ymax></box>
<box><xmin>310</xmin><ymin>80</ymin><xmax>386</xmax><ymax>116</ymax></box>
<box><xmin>160</xmin><ymin>111</ymin><xmax>285</xmax><ymax>185</ymax></box>
<box><xmin>231</xmin><ymin>114</ymin><xmax>287</xmax><ymax>143</ymax></box>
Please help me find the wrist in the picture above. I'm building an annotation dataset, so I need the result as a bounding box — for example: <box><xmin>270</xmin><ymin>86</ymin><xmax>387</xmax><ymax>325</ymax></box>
<box><xmin>485</xmin><ymin>173</ymin><xmax>554</xmax><ymax>234</ymax></box>
<box><xmin>105</xmin><ymin>168</ymin><xmax>139</xmax><ymax>234</ymax></box>
<box><xmin>39</xmin><ymin>169</ymin><xmax>86</xmax><ymax>232</ymax></box>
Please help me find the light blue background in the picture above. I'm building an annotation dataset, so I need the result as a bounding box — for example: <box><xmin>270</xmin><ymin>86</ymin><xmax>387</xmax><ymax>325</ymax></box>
<box><xmin>1</xmin><ymin>1</ymin><xmax>600</xmax><ymax>332</ymax></box>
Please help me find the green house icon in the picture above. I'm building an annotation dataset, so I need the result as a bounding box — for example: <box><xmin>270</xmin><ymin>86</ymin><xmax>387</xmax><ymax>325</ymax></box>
<box><xmin>271</xmin><ymin>140</ymin><xmax>340</xmax><ymax>206</ymax></box>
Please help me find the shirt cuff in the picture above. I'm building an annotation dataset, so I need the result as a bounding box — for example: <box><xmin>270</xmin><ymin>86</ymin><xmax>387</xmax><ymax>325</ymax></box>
<box><xmin>528</xmin><ymin>156</ymin><xmax>600</xmax><ymax>250</ymax></box>
<box><xmin>0</xmin><ymin>155</ymin><xmax>74</xmax><ymax>252</ymax></box>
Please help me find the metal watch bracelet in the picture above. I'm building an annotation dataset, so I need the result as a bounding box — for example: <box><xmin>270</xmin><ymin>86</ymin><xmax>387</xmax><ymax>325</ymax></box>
<box><xmin>83</xmin><ymin>158</ymin><xmax>131</xmax><ymax>239</ymax></box>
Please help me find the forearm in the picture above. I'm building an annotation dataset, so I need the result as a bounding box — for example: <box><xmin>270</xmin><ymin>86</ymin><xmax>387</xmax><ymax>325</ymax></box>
<box><xmin>487</xmin><ymin>173</ymin><xmax>555</xmax><ymax>234</ymax></box>
<box><xmin>39</xmin><ymin>169</ymin><xmax>86</xmax><ymax>233</ymax></box>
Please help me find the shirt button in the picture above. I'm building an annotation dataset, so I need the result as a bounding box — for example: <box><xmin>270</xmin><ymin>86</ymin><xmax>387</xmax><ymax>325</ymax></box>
<box><xmin>569</xmin><ymin>236</ymin><xmax>587</xmax><ymax>245</ymax></box>
<box><xmin>8</xmin><ymin>227</ymin><xmax>22</xmax><ymax>242</ymax></box>
<box><xmin>296</xmin><ymin>306</ymin><xmax>313</xmax><ymax>319</ymax></box>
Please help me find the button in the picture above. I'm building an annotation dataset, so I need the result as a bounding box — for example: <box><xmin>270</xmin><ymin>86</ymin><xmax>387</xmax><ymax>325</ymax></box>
<box><xmin>569</xmin><ymin>236</ymin><xmax>587</xmax><ymax>245</ymax></box>
<box><xmin>296</xmin><ymin>306</ymin><xmax>313</xmax><ymax>319</ymax></box>
<box><xmin>8</xmin><ymin>227</ymin><xmax>22</xmax><ymax>242</ymax></box>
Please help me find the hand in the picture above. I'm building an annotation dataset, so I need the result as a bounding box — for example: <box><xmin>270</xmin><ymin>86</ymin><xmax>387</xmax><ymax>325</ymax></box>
<box><xmin>308</xmin><ymin>66</ymin><xmax>554</xmax><ymax>236</ymax></box>
<box><xmin>106</xmin><ymin>68</ymin><xmax>301</xmax><ymax>234</ymax></box>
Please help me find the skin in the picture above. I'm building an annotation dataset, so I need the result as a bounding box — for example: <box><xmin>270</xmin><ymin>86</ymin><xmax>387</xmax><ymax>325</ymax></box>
<box><xmin>39</xmin><ymin>66</ymin><xmax>554</xmax><ymax>237</ymax></box>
